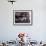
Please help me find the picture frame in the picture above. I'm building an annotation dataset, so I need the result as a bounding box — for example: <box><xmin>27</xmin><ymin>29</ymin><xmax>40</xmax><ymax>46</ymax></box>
<box><xmin>13</xmin><ymin>10</ymin><xmax>33</xmax><ymax>26</ymax></box>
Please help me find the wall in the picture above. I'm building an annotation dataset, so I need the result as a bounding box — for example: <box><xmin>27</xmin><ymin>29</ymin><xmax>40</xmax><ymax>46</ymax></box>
<box><xmin>0</xmin><ymin>0</ymin><xmax>46</xmax><ymax>42</ymax></box>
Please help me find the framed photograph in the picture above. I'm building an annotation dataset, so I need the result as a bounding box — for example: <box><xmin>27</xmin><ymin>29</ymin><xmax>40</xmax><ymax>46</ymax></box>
<box><xmin>13</xmin><ymin>10</ymin><xmax>33</xmax><ymax>25</ymax></box>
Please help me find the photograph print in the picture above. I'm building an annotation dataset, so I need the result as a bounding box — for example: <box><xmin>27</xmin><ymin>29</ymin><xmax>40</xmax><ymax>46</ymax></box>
<box><xmin>13</xmin><ymin>10</ymin><xmax>32</xmax><ymax>25</ymax></box>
